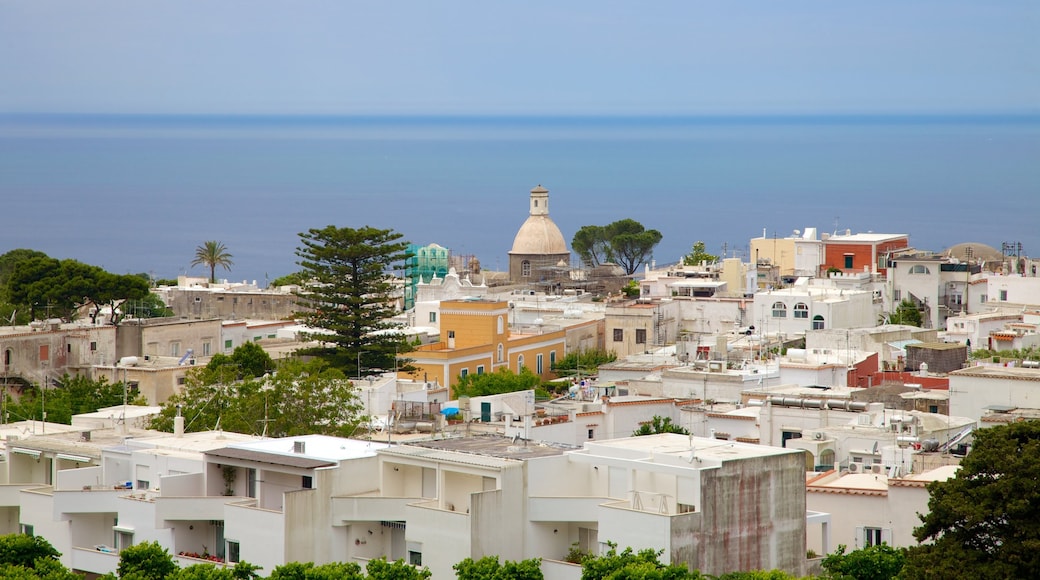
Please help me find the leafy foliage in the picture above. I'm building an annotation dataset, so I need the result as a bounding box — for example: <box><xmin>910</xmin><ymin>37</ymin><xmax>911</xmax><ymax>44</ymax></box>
<box><xmin>0</xmin><ymin>534</ymin><xmax>60</xmax><ymax>569</ymax></box>
<box><xmin>551</xmin><ymin>349</ymin><xmax>617</xmax><ymax>378</ymax></box>
<box><xmin>117</xmin><ymin>541</ymin><xmax>178</xmax><ymax>580</ymax></box>
<box><xmin>294</xmin><ymin>225</ymin><xmax>412</xmax><ymax>377</ymax></box>
<box><xmin>681</xmin><ymin>241</ymin><xmax>719</xmax><ymax>266</ymax></box>
<box><xmin>454</xmin><ymin>556</ymin><xmax>542</xmax><ymax>580</ymax></box>
<box><xmin>8</xmin><ymin>374</ymin><xmax>143</xmax><ymax>425</ymax></box>
<box><xmin>3</xmin><ymin>251</ymin><xmax>149</xmax><ymax>323</ymax></box>
<box><xmin>203</xmin><ymin>342</ymin><xmax>275</xmax><ymax>380</ymax></box>
<box><xmin>633</xmin><ymin>416</ymin><xmax>689</xmax><ymax>436</ymax></box>
<box><xmin>364</xmin><ymin>558</ymin><xmax>431</xmax><ymax>580</ymax></box>
<box><xmin>452</xmin><ymin>367</ymin><xmax>541</xmax><ymax>399</ymax></box>
<box><xmin>150</xmin><ymin>358</ymin><xmax>363</xmax><ymax>438</ymax></box>
<box><xmin>580</xmin><ymin>544</ymin><xmax>702</xmax><ymax>579</ymax></box>
<box><xmin>886</xmin><ymin>299</ymin><xmax>922</xmax><ymax>327</ymax></box>
<box><xmin>572</xmin><ymin>219</ymin><xmax>663</xmax><ymax>275</ymax></box>
<box><xmin>268</xmin><ymin>561</ymin><xmax>364</xmax><ymax>580</ymax></box>
<box><xmin>820</xmin><ymin>544</ymin><xmax>905</xmax><ymax>580</ymax></box>
<box><xmin>902</xmin><ymin>420</ymin><xmax>1040</xmax><ymax>580</ymax></box>
<box><xmin>269</xmin><ymin>272</ymin><xmax>308</xmax><ymax>288</ymax></box>
<box><xmin>192</xmin><ymin>241</ymin><xmax>234</xmax><ymax>284</ymax></box>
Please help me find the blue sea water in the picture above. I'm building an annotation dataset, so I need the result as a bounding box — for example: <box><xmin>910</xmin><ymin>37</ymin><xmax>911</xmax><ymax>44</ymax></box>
<box><xmin>1</xmin><ymin>114</ymin><xmax>1038</xmax><ymax>285</ymax></box>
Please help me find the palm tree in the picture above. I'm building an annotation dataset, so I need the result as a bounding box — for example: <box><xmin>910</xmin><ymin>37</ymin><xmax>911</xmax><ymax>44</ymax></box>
<box><xmin>191</xmin><ymin>241</ymin><xmax>234</xmax><ymax>283</ymax></box>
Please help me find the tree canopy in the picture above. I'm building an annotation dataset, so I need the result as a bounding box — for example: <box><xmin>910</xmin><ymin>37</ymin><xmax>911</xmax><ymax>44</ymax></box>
<box><xmin>633</xmin><ymin>415</ymin><xmax>689</xmax><ymax>436</ymax></box>
<box><xmin>580</xmin><ymin>545</ymin><xmax>702</xmax><ymax>579</ymax></box>
<box><xmin>902</xmin><ymin>420</ymin><xmax>1040</xmax><ymax>580</ymax></box>
<box><xmin>2</xmin><ymin>251</ymin><xmax>149</xmax><ymax>323</ymax></box>
<box><xmin>886</xmin><ymin>299</ymin><xmax>922</xmax><ymax>327</ymax></box>
<box><xmin>294</xmin><ymin>225</ymin><xmax>413</xmax><ymax>376</ymax></box>
<box><xmin>150</xmin><ymin>356</ymin><xmax>364</xmax><ymax>438</ymax></box>
<box><xmin>192</xmin><ymin>241</ymin><xmax>234</xmax><ymax>284</ymax></box>
<box><xmin>551</xmin><ymin>349</ymin><xmax>617</xmax><ymax>379</ymax></box>
<box><xmin>8</xmin><ymin>374</ymin><xmax>145</xmax><ymax>425</ymax></box>
<box><xmin>452</xmin><ymin>367</ymin><xmax>542</xmax><ymax>400</ymax></box>
<box><xmin>454</xmin><ymin>556</ymin><xmax>542</xmax><ymax>580</ymax></box>
<box><xmin>682</xmin><ymin>242</ymin><xmax>719</xmax><ymax>266</ymax></box>
<box><xmin>821</xmin><ymin>544</ymin><xmax>905</xmax><ymax>580</ymax></box>
<box><xmin>572</xmin><ymin>219</ymin><xmax>662</xmax><ymax>275</ymax></box>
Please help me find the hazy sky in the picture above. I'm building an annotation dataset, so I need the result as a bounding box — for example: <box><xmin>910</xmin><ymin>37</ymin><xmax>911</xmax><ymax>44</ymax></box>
<box><xmin>2</xmin><ymin>1</ymin><xmax>1037</xmax><ymax>116</ymax></box>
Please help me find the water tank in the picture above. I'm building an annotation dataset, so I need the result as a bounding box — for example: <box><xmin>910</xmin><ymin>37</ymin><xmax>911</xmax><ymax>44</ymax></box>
<box><xmin>921</xmin><ymin>438</ymin><xmax>940</xmax><ymax>452</ymax></box>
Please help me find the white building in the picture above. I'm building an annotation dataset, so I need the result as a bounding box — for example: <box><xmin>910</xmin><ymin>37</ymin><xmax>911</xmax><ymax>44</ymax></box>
<box><xmin>752</xmin><ymin>279</ymin><xmax>877</xmax><ymax>337</ymax></box>
<box><xmin>949</xmin><ymin>365</ymin><xmax>1040</xmax><ymax>422</ymax></box>
<box><xmin>805</xmin><ymin>465</ymin><xmax>959</xmax><ymax>553</ymax></box>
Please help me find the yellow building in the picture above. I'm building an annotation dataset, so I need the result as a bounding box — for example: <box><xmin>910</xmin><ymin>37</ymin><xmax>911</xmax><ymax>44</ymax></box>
<box><xmin>399</xmin><ymin>298</ymin><xmax>567</xmax><ymax>393</ymax></box>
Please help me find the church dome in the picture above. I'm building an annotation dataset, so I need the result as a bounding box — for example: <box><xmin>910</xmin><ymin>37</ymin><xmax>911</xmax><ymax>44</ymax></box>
<box><xmin>509</xmin><ymin>185</ymin><xmax>569</xmax><ymax>255</ymax></box>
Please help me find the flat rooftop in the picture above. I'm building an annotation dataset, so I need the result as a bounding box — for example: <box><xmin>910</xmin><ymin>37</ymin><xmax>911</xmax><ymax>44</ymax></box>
<box><xmin>951</xmin><ymin>365</ymin><xmax>1040</xmax><ymax>381</ymax></box>
<box><xmin>402</xmin><ymin>435</ymin><xmax>576</xmax><ymax>462</ymax></box>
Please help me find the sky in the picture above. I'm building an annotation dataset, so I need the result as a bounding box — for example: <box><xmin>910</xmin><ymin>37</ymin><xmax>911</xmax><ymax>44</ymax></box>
<box><xmin>1</xmin><ymin>1</ymin><xmax>1038</xmax><ymax>116</ymax></box>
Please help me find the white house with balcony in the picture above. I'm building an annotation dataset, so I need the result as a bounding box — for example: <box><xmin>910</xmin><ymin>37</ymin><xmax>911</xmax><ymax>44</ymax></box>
<box><xmin>752</xmin><ymin>279</ymin><xmax>877</xmax><ymax>338</ymax></box>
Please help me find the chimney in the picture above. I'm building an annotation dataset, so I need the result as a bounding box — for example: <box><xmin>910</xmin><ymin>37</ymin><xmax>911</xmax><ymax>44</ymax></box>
<box><xmin>293</xmin><ymin>440</ymin><xmax>306</xmax><ymax>454</ymax></box>
<box><xmin>174</xmin><ymin>404</ymin><xmax>184</xmax><ymax>437</ymax></box>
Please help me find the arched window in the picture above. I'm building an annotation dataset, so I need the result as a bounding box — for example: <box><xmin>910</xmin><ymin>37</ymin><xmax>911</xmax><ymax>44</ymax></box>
<box><xmin>772</xmin><ymin>302</ymin><xmax>787</xmax><ymax>318</ymax></box>
<box><xmin>818</xmin><ymin>449</ymin><xmax>836</xmax><ymax>471</ymax></box>
<box><xmin>497</xmin><ymin>316</ymin><xmax>504</xmax><ymax>334</ymax></box>
<box><xmin>517</xmin><ymin>354</ymin><xmax>525</xmax><ymax>371</ymax></box>
<box><xmin>793</xmin><ymin>303</ymin><xmax>809</xmax><ymax>319</ymax></box>
<box><xmin>812</xmin><ymin>315</ymin><xmax>825</xmax><ymax>330</ymax></box>
<box><xmin>497</xmin><ymin>343</ymin><xmax>504</xmax><ymax>363</ymax></box>
<box><xmin>909</xmin><ymin>265</ymin><xmax>931</xmax><ymax>274</ymax></box>
<box><xmin>521</xmin><ymin>260</ymin><xmax>531</xmax><ymax>277</ymax></box>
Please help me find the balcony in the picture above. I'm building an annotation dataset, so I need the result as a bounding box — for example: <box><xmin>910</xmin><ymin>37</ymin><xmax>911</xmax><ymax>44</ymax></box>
<box><xmin>157</xmin><ymin>495</ymin><xmax>246</xmax><ymax>522</ymax></box>
<box><xmin>70</xmin><ymin>546</ymin><xmax>120</xmax><ymax>576</ymax></box>
<box><xmin>54</xmin><ymin>488</ymin><xmax>133</xmax><ymax>514</ymax></box>
<box><xmin>528</xmin><ymin>496</ymin><xmax>612</xmax><ymax>522</ymax></box>
<box><xmin>331</xmin><ymin>495</ymin><xmax>415</xmax><ymax>523</ymax></box>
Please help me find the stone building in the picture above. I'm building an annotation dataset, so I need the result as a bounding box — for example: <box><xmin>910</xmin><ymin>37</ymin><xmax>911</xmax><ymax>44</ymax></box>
<box><xmin>508</xmin><ymin>185</ymin><xmax>571</xmax><ymax>285</ymax></box>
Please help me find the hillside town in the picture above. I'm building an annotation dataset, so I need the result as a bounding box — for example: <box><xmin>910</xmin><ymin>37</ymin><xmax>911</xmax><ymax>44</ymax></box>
<box><xmin>1</xmin><ymin>184</ymin><xmax>1039</xmax><ymax>579</ymax></box>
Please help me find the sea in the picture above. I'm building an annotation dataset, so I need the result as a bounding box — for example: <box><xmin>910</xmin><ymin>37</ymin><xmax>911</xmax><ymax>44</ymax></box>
<box><xmin>1</xmin><ymin>113</ymin><xmax>1038</xmax><ymax>285</ymax></box>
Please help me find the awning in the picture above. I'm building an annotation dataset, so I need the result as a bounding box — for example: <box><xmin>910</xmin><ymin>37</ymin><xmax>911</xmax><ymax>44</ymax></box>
<box><xmin>11</xmin><ymin>448</ymin><xmax>41</xmax><ymax>459</ymax></box>
<box><xmin>56</xmin><ymin>453</ymin><xmax>91</xmax><ymax>463</ymax></box>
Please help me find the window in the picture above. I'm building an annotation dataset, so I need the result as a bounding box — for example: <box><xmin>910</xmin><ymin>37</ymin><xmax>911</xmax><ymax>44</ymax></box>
<box><xmin>793</xmin><ymin>303</ymin><xmax>809</xmax><ymax>319</ymax></box>
<box><xmin>476</xmin><ymin>365</ymin><xmax>485</xmax><ymax>375</ymax></box>
<box><xmin>136</xmin><ymin>479</ymin><xmax>150</xmax><ymax>490</ymax></box>
<box><xmin>39</xmin><ymin>344</ymin><xmax>49</xmax><ymax>362</ymax></box>
<box><xmin>170</xmin><ymin>342</ymin><xmax>180</xmax><ymax>357</ymax></box>
<box><xmin>448</xmin><ymin>330</ymin><xmax>455</xmax><ymax>339</ymax></box>
<box><xmin>429</xmin><ymin>312</ymin><xmax>437</xmax><ymax>323</ymax></box>
<box><xmin>772</xmin><ymin>302</ymin><xmax>787</xmax><ymax>318</ymax></box>
<box><xmin>588</xmin><ymin>429</ymin><xmax>595</xmax><ymax>440</ymax></box>
<box><xmin>497</xmin><ymin>344</ymin><xmax>504</xmax><ymax>363</ymax></box>
<box><xmin>90</xmin><ymin>341</ymin><xmax>97</xmax><ymax>351</ymax></box>
<box><xmin>302</xmin><ymin>475</ymin><xmax>313</xmax><ymax>489</ymax></box>
<box><xmin>1000</xmin><ymin>290</ymin><xmax>1008</xmax><ymax>301</ymax></box>
<box><xmin>247</xmin><ymin>469</ymin><xmax>257</xmax><ymax>498</ymax></box>
<box><xmin>20</xmin><ymin>524</ymin><xmax>33</xmax><ymax>537</ymax></box>
<box><xmin>202</xmin><ymin>342</ymin><xmax>211</xmax><ymax>356</ymax></box>
<box><xmin>536</xmin><ymin>354</ymin><xmax>543</xmax><ymax>374</ymax></box>
<box><xmin>460</xmin><ymin>368</ymin><xmax>469</xmax><ymax>378</ymax></box>
<box><xmin>864</xmin><ymin>527</ymin><xmax>883</xmax><ymax>547</ymax></box>
<box><xmin>635</xmin><ymin>328</ymin><xmax>647</xmax><ymax>344</ymax></box>
<box><xmin>844</xmin><ymin>255</ymin><xmax>854</xmax><ymax>269</ymax></box>
<box><xmin>550</xmin><ymin>350</ymin><xmax>556</xmax><ymax>369</ymax></box>
<box><xmin>408</xmin><ymin>550</ymin><xmax>423</xmax><ymax>566</ymax></box>
<box><xmin>116</xmin><ymin>530</ymin><xmax>134</xmax><ymax>551</ymax></box>
<box><xmin>613</xmin><ymin>328</ymin><xmax>624</xmax><ymax>342</ymax></box>
<box><xmin>980</xmin><ymin>294</ymin><xmax>987</xmax><ymax>303</ymax></box>
<box><xmin>909</xmin><ymin>265</ymin><xmax>931</xmax><ymax>274</ymax></box>
<box><xmin>812</xmin><ymin>315</ymin><xmax>825</xmax><ymax>330</ymax></box>
<box><xmin>893</xmin><ymin>289</ymin><xmax>901</xmax><ymax>301</ymax></box>
<box><xmin>521</xmin><ymin>260</ymin><xmax>531</xmax><ymax>277</ymax></box>
<box><xmin>517</xmin><ymin>355</ymin><xmax>524</xmax><ymax>371</ymax></box>
<box><xmin>225</xmin><ymin>339</ymin><xmax>233</xmax><ymax>350</ymax></box>
<box><xmin>226</xmin><ymin>541</ymin><xmax>240</xmax><ymax>563</ymax></box>
<box><xmin>497</xmin><ymin>316</ymin><xmax>504</xmax><ymax>334</ymax></box>
<box><xmin>929</xmin><ymin>405</ymin><xmax>939</xmax><ymax>413</ymax></box>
